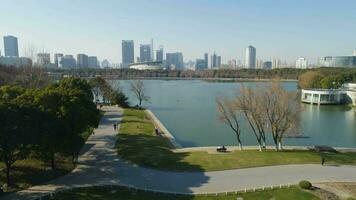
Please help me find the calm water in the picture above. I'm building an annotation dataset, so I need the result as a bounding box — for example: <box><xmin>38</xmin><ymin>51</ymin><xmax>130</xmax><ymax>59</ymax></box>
<box><xmin>120</xmin><ymin>80</ymin><xmax>356</xmax><ymax>148</ymax></box>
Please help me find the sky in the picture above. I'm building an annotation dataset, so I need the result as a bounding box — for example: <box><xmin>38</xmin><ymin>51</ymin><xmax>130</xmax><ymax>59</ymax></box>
<box><xmin>0</xmin><ymin>0</ymin><xmax>355</xmax><ymax>64</ymax></box>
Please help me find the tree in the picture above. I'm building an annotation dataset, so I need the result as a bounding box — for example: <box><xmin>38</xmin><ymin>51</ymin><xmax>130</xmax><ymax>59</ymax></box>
<box><xmin>236</xmin><ymin>85</ymin><xmax>267</xmax><ymax>151</ymax></box>
<box><xmin>130</xmin><ymin>80</ymin><xmax>150</xmax><ymax>108</ymax></box>
<box><xmin>0</xmin><ymin>86</ymin><xmax>37</xmax><ymax>186</ymax></box>
<box><xmin>216</xmin><ymin>96</ymin><xmax>243</xmax><ymax>150</ymax></box>
<box><xmin>263</xmin><ymin>81</ymin><xmax>301</xmax><ymax>151</ymax></box>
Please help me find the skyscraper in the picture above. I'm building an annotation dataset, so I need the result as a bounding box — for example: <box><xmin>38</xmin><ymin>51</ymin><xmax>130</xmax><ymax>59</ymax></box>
<box><xmin>37</xmin><ymin>53</ymin><xmax>50</xmax><ymax>67</ymax></box>
<box><xmin>54</xmin><ymin>53</ymin><xmax>63</xmax><ymax>67</ymax></box>
<box><xmin>204</xmin><ymin>53</ymin><xmax>208</xmax><ymax>68</ymax></box>
<box><xmin>244</xmin><ymin>45</ymin><xmax>256</xmax><ymax>68</ymax></box>
<box><xmin>156</xmin><ymin>47</ymin><xmax>164</xmax><ymax>62</ymax></box>
<box><xmin>88</xmin><ymin>56</ymin><xmax>99</xmax><ymax>68</ymax></box>
<box><xmin>58</xmin><ymin>55</ymin><xmax>76</xmax><ymax>68</ymax></box>
<box><xmin>3</xmin><ymin>35</ymin><xmax>19</xmax><ymax>57</ymax></box>
<box><xmin>166</xmin><ymin>52</ymin><xmax>183</xmax><ymax>70</ymax></box>
<box><xmin>211</xmin><ymin>53</ymin><xmax>217</xmax><ymax>68</ymax></box>
<box><xmin>217</xmin><ymin>56</ymin><xmax>221</xmax><ymax>67</ymax></box>
<box><xmin>122</xmin><ymin>40</ymin><xmax>134</xmax><ymax>68</ymax></box>
<box><xmin>77</xmin><ymin>54</ymin><xmax>89</xmax><ymax>68</ymax></box>
<box><xmin>140</xmin><ymin>44</ymin><xmax>151</xmax><ymax>62</ymax></box>
<box><xmin>296</xmin><ymin>57</ymin><xmax>308</xmax><ymax>69</ymax></box>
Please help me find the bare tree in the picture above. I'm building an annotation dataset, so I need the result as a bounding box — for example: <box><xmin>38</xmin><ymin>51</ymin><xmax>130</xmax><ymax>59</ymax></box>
<box><xmin>130</xmin><ymin>80</ymin><xmax>150</xmax><ymax>108</ymax></box>
<box><xmin>20</xmin><ymin>44</ymin><xmax>48</xmax><ymax>88</ymax></box>
<box><xmin>236</xmin><ymin>85</ymin><xmax>267</xmax><ymax>151</ymax></box>
<box><xmin>263</xmin><ymin>81</ymin><xmax>301</xmax><ymax>151</ymax></box>
<box><xmin>216</xmin><ymin>96</ymin><xmax>243</xmax><ymax>150</ymax></box>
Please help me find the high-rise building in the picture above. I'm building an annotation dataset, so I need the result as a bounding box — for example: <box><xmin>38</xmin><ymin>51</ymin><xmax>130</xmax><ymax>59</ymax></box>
<box><xmin>156</xmin><ymin>47</ymin><xmax>164</xmax><ymax>62</ymax></box>
<box><xmin>204</xmin><ymin>53</ymin><xmax>208</xmax><ymax>68</ymax></box>
<box><xmin>58</xmin><ymin>55</ymin><xmax>76</xmax><ymax>68</ymax></box>
<box><xmin>296</xmin><ymin>57</ymin><xmax>308</xmax><ymax>69</ymax></box>
<box><xmin>122</xmin><ymin>40</ymin><xmax>134</xmax><ymax>68</ymax></box>
<box><xmin>77</xmin><ymin>54</ymin><xmax>89</xmax><ymax>68</ymax></box>
<box><xmin>211</xmin><ymin>53</ymin><xmax>220</xmax><ymax>68</ymax></box>
<box><xmin>244</xmin><ymin>46</ymin><xmax>256</xmax><ymax>68</ymax></box>
<box><xmin>54</xmin><ymin>53</ymin><xmax>63</xmax><ymax>67</ymax></box>
<box><xmin>88</xmin><ymin>56</ymin><xmax>99</xmax><ymax>68</ymax></box>
<box><xmin>140</xmin><ymin>44</ymin><xmax>151</xmax><ymax>62</ymax></box>
<box><xmin>217</xmin><ymin>56</ymin><xmax>221</xmax><ymax>67</ymax></box>
<box><xmin>37</xmin><ymin>53</ymin><xmax>50</xmax><ymax>67</ymax></box>
<box><xmin>262</xmin><ymin>61</ymin><xmax>273</xmax><ymax>70</ymax></box>
<box><xmin>353</xmin><ymin>50</ymin><xmax>356</xmax><ymax>56</ymax></box>
<box><xmin>195</xmin><ymin>59</ymin><xmax>206</xmax><ymax>70</ymax></box>
<box><xmin>4</xmin><ymin>35</ymin><xmax>19</xmax><ymax>57</ymax></box>
<box><xmin>166</xmin><ymin>52</ymin><xmax>183</xmax><ymax>70</ymax></box>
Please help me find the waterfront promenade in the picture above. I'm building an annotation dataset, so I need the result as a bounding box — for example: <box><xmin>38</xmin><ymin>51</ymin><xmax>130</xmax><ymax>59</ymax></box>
<box><xmin>3</xmin><ymin>106</ymin><xmax>356</xmax><ymax>200</ymax></box>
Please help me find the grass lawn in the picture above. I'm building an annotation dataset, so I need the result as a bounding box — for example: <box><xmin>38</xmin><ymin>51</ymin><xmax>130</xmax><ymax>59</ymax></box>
<box><xmin>50</xmin><ymin>186</ymin><xmax>320</xmax><ymax>200</ymax></box>
<box><xmin>0</xmin><ymin>156</ymin><xmax>74</xmax><ymax>194</ymax></box>
<box><xmin>117</xmin><ymin>108</ymin><xmax>356</xmax><ymax>172</ymax></box>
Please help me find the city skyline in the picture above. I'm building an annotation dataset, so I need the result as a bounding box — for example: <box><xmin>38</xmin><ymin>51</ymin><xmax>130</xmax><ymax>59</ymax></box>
<box><xmin>0</xmin><ymin>0</ymin><xmax>356</xmax><ymax>64</ymax></box>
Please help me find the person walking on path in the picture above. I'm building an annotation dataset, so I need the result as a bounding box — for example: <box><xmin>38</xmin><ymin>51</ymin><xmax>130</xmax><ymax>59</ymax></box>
<box><xmin>321</xmin><ymin>154</ymin><xmax>325</xmax><ymax>165</ymax></box>
<box><xmin>113</xmin><ymin>124</ymin><xmax>117</xmax><ymax>130</ymax></box>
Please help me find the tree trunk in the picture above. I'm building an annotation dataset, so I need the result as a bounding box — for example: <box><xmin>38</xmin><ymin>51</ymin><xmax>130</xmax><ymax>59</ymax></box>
<box><xmin>238</xmin><ymin>142</ymin><xmax>243</xmax><ymax>151</ymax></box>
<box><xmin>278</xmin><ymin>141</ymin><xmax>283</xmax><ymax>151</ymax></box>
<box><xmin>5</xmin><ymin>163</ymin><xmax>11</xmax><ymax>187</ymax></box>
<box><xmin>258</xmin><ymin>144</ymin><xmax>262</xmax><ymax>152</ymax></box>
<box><xmin>51</xmin><ymin>153</ymin><xmax>56</xmax><ymax>170</ymax></box>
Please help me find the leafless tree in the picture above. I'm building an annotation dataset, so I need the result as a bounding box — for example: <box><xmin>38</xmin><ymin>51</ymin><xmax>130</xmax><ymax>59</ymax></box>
<box><xmin>20</xmin><ymin>44</ymin><xmax>48</xmax><ymax>88</ymax></box>
<box><xmin>236</xmin><ymin>85</ymin><xmax>267</xmax><ymax>151</ymax></box>
<box><xmin>263</xmin><ymin>81</ymin><xmax>301</xmax><ymax>151</ymax></box>
<box><xmin>216</xmin><ymin>96</ymin><xmax>243</xmax><ymax>150</ymax></box>
<box><xmin>130</xmin><ymin>80</ymin><xmax>150</xmax><ymax>108</ymax></box>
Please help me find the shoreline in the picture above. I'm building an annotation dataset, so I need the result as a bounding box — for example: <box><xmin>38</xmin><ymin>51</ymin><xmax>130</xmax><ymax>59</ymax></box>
<box><xmin>145</xmin><ymin>109</ymin><xmax>182</xmax><ymax>148</ymax></box>
<box><xmin>145</xmin><ymin>109</ymin><xmax>356</xmax><ymax>152</ymax></box>
<box><xmin>111</xmin><ymin>77</ymin><xmax>299</xmax><ymax>82</ymax></box>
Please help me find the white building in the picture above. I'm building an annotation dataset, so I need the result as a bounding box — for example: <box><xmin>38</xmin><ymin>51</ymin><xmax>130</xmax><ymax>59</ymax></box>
<box><xmin>296</xmin><ymin>57</ymin><xmax>308</xmax><ymax>69</ymax></box>
<box><xmin>3</xmin><ymin>35</ymin><xmax>19</xmax><ymax>57</ymax></box>
<box><xmin>301</xmin><ymin>83</ymin><xmax>356</xmax><ymax>106</ymax></box>
<box><xmin>353</xmin><ymin>50</ymin><xmax>356</xmax><ymax>56</ymax></box>
<box><xmin>244</xmin><ymin>46</ymin><xmax>256</xmax><ymax>68</ymax></box>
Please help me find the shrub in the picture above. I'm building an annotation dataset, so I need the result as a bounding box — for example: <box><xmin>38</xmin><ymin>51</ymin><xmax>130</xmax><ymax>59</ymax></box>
<box><xmin>299</xmin><ymin>180</ymin><xmax>312</xmax><ymax>189</ymax></box>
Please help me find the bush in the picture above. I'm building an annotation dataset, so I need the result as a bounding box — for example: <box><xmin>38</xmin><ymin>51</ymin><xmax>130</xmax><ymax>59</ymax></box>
<box><xmin>299</xmin><ymin>180</ymin><xmax>312</xmax><ymax>189</ymax></box>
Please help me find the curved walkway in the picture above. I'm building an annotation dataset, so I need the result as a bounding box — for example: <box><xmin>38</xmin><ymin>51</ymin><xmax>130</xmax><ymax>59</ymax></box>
<box><xmin>3</xmin><ymin>106</ymin><xmax>356</xmax><ymax>200</ymax></box>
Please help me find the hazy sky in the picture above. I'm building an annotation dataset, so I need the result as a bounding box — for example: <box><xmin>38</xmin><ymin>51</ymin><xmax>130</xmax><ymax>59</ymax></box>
<box><xmin>1</xmin><ymin>0</ymin><xmax>355</xmax><ymax>64</ymax></box>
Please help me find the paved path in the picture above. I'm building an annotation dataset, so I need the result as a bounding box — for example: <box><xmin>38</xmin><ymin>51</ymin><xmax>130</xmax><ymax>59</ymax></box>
<box><xmin>3</xmin><ymin>106</ymin><xmax>356</xmax><ymax>200</ymax></box>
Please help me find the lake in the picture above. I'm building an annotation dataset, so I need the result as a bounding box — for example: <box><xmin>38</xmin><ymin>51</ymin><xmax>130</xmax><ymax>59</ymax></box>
<box><xmin>119</xmin><ymin>80</ymin><xmax>356</xmax><ymax>148</ymax></box>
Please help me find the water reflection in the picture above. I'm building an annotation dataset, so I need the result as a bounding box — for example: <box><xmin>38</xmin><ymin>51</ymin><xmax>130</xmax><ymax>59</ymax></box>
<box><xmin>119</xmin><ymin>80</ymin><xmax>356</xmax><ymax>148</ymax></box>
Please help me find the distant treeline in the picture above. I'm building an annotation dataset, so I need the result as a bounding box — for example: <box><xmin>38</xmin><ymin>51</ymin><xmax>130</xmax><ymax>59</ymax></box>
<box><xmin>48</xmin><ymin>68</ymin><xmax>305</xmax><ymax>80</ymax></box>
<box><xmin>298</xmin><ymin>67</ymin><xmax>356</xmax><ymax>89</ymax></box>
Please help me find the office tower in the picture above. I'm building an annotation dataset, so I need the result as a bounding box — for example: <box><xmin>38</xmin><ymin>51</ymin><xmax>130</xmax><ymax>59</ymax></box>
<box><xmin>244</xmin><ymin>45</ymin><xmax>256</xmax><ymax>68</ymax></box>
<box><xmin>156</xmin><ymin>47</ymin><xmax>164</xmax><ymax>62</ymax></box>
<box><xmin>296</xmin><ymin>57</ymin><xmax>308</xmax><ymax>69</ymax></box>
<box><xmin>77</xmin><ymin>54</ymin><xmax>89</xmax><ymax>68</ymax></box>
<box><xmin>3</xmin><ymin>35</ymin><xmax>19</xmax><ymax>57</ymax></box>
<box><xmin>217</xmin><ymin>56</ymin><xmax>221</xmax><ymax>67</ymax></box>
<box><xmin>58</xmin><ymin>55</ymin><xmax>76</xmax><ymax>68</ymax></box>
<box><xmin>195</xmin><ymin>59</ymin><xmax>207</xmax><ymax>70</ymax></box>
<box><xmin>211</xmin><ymin>53</ymin><xmax>217</xmax><ymax>68</ymax></box>
<box><xmin>262</xmin><ymin>61</ymin><xmax>273</xmax><ymax>69</ymax></box>
<box><xmin>54</xmin><ymin>53</ymin><xmax>63</xmax><ymax>67</ymax></box>
<box><xmin>204</xmin><ymin>53</ymin><xmax>208</xmax><ymax>68</ymax></box>
<box><xmin>166</xmin><ymin>52</ymin><xmax>183</xmax><ymax>70</ymax></box>
<box><xmin>150</xmin><ymin>39</ymin><xmax>154</xmax><ymax>61</ymax></box>
<box><xmin>122</xmin><ymin>40</ymin><xmax>134</xmax><ymax>68</ymax></box>
<box><xmin>37</xmin><ymin>53</ymin><xmax>50</xmax><ymax>66</ymax></box>
<box><xmin>140</xmin><ymin>44</ymin><xmax>151</xmax><ymax>62</ymax></box>
<box><xmin>88</xmin><ymin>56</ymin><xmax>99</xmax><ymax>68</ymax></box>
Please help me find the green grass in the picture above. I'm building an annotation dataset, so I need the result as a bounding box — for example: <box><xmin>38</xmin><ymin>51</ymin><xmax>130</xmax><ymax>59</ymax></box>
<box><xmin>50</xmin><ymin>186</ymin><xmax>320</xmax><ymax>200</ymax></box>
<box><xmin>0</xmin><ymin>156</ymin><xmax>74</xmax><ymax>194</ymax></box>
<box><xmin>117</xmin><ymin>108</ymin><xmax>356</xmax><ymax>172</ymax></box>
